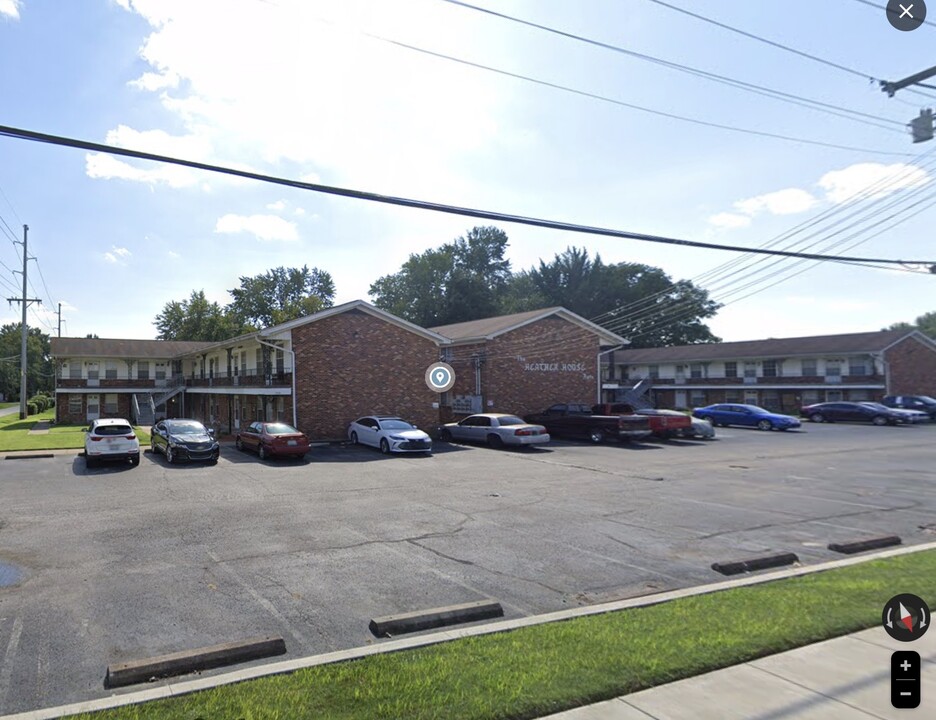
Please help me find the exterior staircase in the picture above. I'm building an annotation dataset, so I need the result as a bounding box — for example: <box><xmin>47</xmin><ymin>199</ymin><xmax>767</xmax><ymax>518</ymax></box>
<box><xmin>619</xmin><ymin>377</ymin><xmax>655</xmax><ymax>410</ymax></box>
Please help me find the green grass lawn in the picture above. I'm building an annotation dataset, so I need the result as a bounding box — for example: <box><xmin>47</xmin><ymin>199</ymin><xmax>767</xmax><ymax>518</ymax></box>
<box><xmin>0</xmin><ymin>410</ymin><xmax>151</xmax><ymax>451</ymax></box>
<box><xmin>71</xmin><ymin>550</ymin><xmax>935</xmax><ymax>720</ymax></box>
<box><xmin>0</xmin><ymin>401</ymin><xmax>18</xmax><ymax>409</ymax></box>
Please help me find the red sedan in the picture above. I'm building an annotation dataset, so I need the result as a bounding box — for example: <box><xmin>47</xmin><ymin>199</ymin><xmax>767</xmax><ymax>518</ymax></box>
<box><xmin>235</xmin><ymin>421</ymin><xmax>311</xmax><ymax>460</ymax></box>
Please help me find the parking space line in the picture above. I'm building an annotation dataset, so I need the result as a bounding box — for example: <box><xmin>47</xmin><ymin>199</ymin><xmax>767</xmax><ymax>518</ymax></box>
<box><xmin>0</xmin><ymin>616</ymin><xmax>23</xmax><ymax>710</ymax></box>
<box><xmin>205</xmin><ymin>551</ymin><xmax>312</xmax><ymax>650</ymax></box>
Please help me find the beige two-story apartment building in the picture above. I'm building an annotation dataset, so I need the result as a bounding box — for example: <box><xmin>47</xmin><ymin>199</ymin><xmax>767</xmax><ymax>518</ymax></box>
<box><xmin>601</xmin><ymin>329</ymin><xmax>936</xmax><ymax>413</ymax></box>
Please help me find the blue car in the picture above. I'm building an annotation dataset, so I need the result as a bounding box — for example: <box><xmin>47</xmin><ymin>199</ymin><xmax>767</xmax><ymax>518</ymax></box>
<box><xmin>692</xmin><ymin>404</ymin><xmax>801</xmax><ymax>431</ymax></box>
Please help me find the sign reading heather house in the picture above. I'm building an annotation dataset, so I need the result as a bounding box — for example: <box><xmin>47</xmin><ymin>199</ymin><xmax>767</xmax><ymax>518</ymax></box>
<box><xmin>523</xmin><ymin>361</ymin><xmax>587</xmax><ymax>372</ymax></box>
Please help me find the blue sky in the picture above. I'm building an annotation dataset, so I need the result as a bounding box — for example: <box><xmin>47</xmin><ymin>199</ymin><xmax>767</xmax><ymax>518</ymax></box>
<box><xmin>0</xmin><ymin>0</ymin><xmax>933</xmax><ymax>341</ymax></box>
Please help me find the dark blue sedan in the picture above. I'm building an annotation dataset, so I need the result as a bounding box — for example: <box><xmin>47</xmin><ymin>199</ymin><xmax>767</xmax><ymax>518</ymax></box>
<box><xmin>692</xmin><ymin>404</ymin><xmax>801</xmax><ymax>431</ymax></box>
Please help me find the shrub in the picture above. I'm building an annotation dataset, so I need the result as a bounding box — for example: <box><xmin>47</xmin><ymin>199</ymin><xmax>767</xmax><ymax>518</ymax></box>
<box><xmin>29</xmin><ymin>395</ymin><xmax>47</xmax><ymax>412</ymax></box>
<box><xmin>27</xmin><ymin>402</ymin><xmax>38</xmax><ymax>416</ymax></box>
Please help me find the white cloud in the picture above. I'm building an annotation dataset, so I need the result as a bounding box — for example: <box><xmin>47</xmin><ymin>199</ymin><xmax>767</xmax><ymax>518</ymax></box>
<box><xmin>128</xmin><ymin>71</ymin><xmax>179</xmax><ymax>91</ymax></box>
<box><xmin>86</xmin><ymin>152</ymin><xmax>200</xmax><ymax>188</ymax></box>
<box><xmin>215</xmin><ymin>213</ymin><xmax>298</xmax><ymax>241</ymax></box>
<box><xmin>104</xmin><ymin>245</ymin><xmax>132</xmax><ymax>264</ymax></box>
<box><xmin>167</xmin><ymin>250</ymin><xmax>181</xmax><ymax>259</ymax></box>
<box><xmin>293</xmin><ymin>207</ymin><xmax>306</xmax><ymax>216</ymax></box>
<box><xmin>734</xmin><ymin>188</ymin><xmax>817</xmax><ymax>217</ymax></box>
<box><xmin>266</xmin><ymin>200</ymin><xmax>286</xmax><ymax>211</ymax></box>
<box><xmin>0</xmin><ymin>0</ymin><xmax>20</xmax><ymax>20</ymax></box>
<box><xmin>819</xmin><ymin>162</ymin><xmax>930</xmax><ymax>204</ymax></box>
<box><xmin>112</xmin><ymin>0</ymin><xmax>131</xmax><ymax>10</ymax></box>
<box><xmin>707</xmin><ymin>212</ymin><xmax>751</xmax><ymax>229</ymax></box>
<box><xmin>299</xmin><ymin>172</ymin><xmax>321</xmax><ymax>184</ymax></box>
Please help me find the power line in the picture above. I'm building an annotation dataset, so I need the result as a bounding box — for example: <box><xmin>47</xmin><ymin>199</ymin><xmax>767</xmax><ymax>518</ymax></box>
<box><xmin>849</xmin><ymin>0</ymin><xmax>936</xmax><ymax>30</ymax></box>
<box><xmin>2</xmin><ymin>123</ymin><xmax>932</xmax><ymax>267</ymax></box>
<box><xmin>440</xmin><ymin>0</ymin><xmax>906</xmax><ymax>131</ymax></box>
<box><xmin>353</xmin><ymin>31</ymin><xmax>915</xmax><ymax>155</ymax></box>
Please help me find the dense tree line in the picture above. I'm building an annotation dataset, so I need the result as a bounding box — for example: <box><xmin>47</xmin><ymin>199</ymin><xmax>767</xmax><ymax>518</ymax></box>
<box><xmin>0</xmin><ymin>324</ymin><xmax>52</xmax><ymax>401</ymax></box>
<box><xmin>886</xmin><ymin>311</ymin><xmax>936</xmax><ymax>338</ymax></box>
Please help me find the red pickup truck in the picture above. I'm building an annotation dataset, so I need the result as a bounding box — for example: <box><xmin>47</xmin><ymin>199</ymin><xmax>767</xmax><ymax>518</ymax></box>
<box><xmin>592</xmin><ymin>403</ymin><xmax>692</xmax><ymax>439</ymax></box>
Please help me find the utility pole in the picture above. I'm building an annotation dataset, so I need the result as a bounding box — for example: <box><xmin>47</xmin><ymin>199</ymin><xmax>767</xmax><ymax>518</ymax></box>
<box><xmin>57</xmin><ymin>302</ymin><xmax>62</xmax><ymax>337</ymax></box>
<box><xmin>7</xmin><ymin>225</ymin><xmax>42</xmax><ymax>420</ymax></box>
<box><xmin>881</xmin><ymin>64</ymin><xmax>936</xmax><ymax>144</ymax></box>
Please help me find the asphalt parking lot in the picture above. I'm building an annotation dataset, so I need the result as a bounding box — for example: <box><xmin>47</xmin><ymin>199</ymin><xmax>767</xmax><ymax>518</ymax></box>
<box><xmin>1</xmin><ymin>422</ymin><xmax>934</xmax><ymax>714</ymax></box>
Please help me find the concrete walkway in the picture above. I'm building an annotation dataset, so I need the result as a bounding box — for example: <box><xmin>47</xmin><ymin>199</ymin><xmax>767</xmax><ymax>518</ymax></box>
<box><xmin>542</xmin><ymin>627</ymin><xmax>934</xmax><ymax>719</ymax></box>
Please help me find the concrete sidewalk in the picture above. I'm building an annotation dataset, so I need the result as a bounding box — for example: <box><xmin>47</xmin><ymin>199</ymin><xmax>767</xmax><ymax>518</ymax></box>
<box><xmin>543</xmin><ymin>627</ymin><xmax>934</xmax><ymax>719</ymax></box>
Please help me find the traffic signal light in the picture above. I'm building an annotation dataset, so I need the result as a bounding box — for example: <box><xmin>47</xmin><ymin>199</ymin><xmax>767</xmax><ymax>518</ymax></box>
<box><xmin>911</xmin><ymin>109</ymin><xmax>934</xmax><ymax>143</ymax></box>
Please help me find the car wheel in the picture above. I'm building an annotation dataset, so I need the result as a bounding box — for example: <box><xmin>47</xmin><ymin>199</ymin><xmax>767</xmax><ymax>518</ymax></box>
<box><xmin>872</xmin><ymin>415</ymin><xmax>888</xmax><ymax>426</ymax></box>
<box><xmin>487</xmin><ymin>433</ymin><xmax>504</xmax><ymax>449</ymax></box>
<box><xmin>350</xmin><ymin>431</ymin><xmax>358</xmax><ymax>445</ymax></box>
<box><xmin>379</xmin><ymin>438</ymin><xmax>390</xmax><ymax>454</ymax></box>
<box><xmin>151</xmin><ymin>440</ymin><xmax>158</xmax><ymax>454</ymax></box>
<box><xmin>258</xmin><ymin>444</ymin><xmax>268</xmax><ymax>460</ymax></box>
<box><xmin>810</xmin><ymin>413</ymin><xmax>824</xmax><ymax>423</ymax></box>
<box><xmin>588</xmin><ymin>429</ymin><xmax>606</xmax><ymax>444</ymax></box>
<box><xmin>235</xmin><ymin>437</ymin><xmax>243</xmax><ymax>451</ymax></box>
<box><xmin>130</xmin><ymin>455</ymin><xmax>140</xmax><ymax>467</ymax></box>
<box><xmin>296</xmin><ymin>454</ymin><xmax>306</xmax><ymax>461</ymax></box>
<box><xmin>439</xmin><ymin>428</ymin><xmax>452</xmax><ymax>442</ymax></box>
<box><xmin>165</xmin><ymin>446</ymin><xmax>175</xmax><ymax>464</ymax></box>
<box><xmin>757</xmin><ymin>419</ymin><xmax>773</xmax><ymax>431</ymax></box>
<box><xmin>208</xmin><ymin>457</ymin><xmax>218</xmax><ymax>465</ymax></box>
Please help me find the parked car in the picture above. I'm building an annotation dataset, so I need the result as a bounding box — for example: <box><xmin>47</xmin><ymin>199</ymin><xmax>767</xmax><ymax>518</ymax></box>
<box><xmin>683</xmin><ymin>414</ymin><xmax>716</xmax><ymax>439</ymax></box>
<box><xmin>693</xmin><ymin>404</ymin><xmax>801</xmax><ymax>431</ymax></box>
<box><xmin>882</xmin><ymin>395</ymin><xmax>936</xmax><ymax>420</ymax></box>
<box><xmin>85</xmin><ymin>418</ymin><xmax>140</xmax><ymax>468</ymax></box>
<box><xmin>441</xmin><ymin>413</ymin><xmax>550</xmax><ymax>448</ymax></box>
<box><xmin>347</xmin><ymin>416</ymin><xmax>432</xmax><ymax>454</ymax></box>
<box><xmin>150</xmin><ymin>418</ymin><xmax>220</xmax><ymax>464</ymax></box>
<box><xmin>859</xmin><ymin>402</ymin><xmax>928</xmax><ymax>424</ymax></box>
<box><xmin>800</xmin><ymin>402</ymin><xmax>903</xmax><ymax>426</ymax></box>
<box><xmin>593</xmin><ymin>403</ymin><xmax>691</xmax><ymax>439</ymax></box>
<box><xmin>525</xmin><ymin>403</ymin><xmax>651</xmax><ymax>443</ymax></box>
<box><xmin>236</xmin><ymin>421</ymin><xmax>311</xmax><ymax>459</ymax></box>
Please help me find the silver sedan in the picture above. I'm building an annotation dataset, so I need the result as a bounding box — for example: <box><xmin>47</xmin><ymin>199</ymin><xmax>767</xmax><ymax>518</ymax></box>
<box><xmin>440</xmin><ymin>413</ymin><xmax>550</xmax><ymax>448</ymax></box>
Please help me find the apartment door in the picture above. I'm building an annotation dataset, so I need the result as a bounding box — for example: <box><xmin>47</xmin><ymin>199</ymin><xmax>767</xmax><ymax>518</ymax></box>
<box><xmin>675</xmin><ymin>390</ymin><xmax>687</xmax><ymax>408</ymax></box>
<box><xmin>744</xmin><ymin>390</ymin><xmax>759</xmax><ymax>405</ymax></box>
<box><xmin>233</xmin><ymin>395</ymin><xmax>241</xmax><ymax>430</ymax></box>
<box><xmin>86</xmin><ymin>394</ymin><xmax>100</xmax><ymax>421</ymax></box>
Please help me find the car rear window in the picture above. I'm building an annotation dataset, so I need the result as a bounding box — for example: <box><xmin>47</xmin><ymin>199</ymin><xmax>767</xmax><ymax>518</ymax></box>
<box><xmin>497</xmin><ymin>416</ymin><xmax>525</xmax><ymax>426</ymax></box>
<box><xmin>265</xmin><ymin>423</ymin><xmax>298</xmax><ymax>434</ymax></box>
<box><xmin>94</xmin><ymin>425</ymin><xmax>132</xmax><ymax>436</ymax></box>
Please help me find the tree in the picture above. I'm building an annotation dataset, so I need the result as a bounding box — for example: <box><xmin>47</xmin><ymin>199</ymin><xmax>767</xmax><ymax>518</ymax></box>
<box><xmin>369</xmin><ymin>226</ymin><xmax>512</xmax><ymax>326</ymax></box>
<box><xmin>154</xmin><ymin>290</ymin><xmax>242</xmax><ymax>341</ymax></box>
<box><xmin>0</xmin><ymin>324</ymin><xmax>52</xmax><ymax>400</ymax></box>
<box><xmin>507</xmin><ymin>247</ymin><xmax>721</xmax><ymax>348</ymax></box>
<box><xmin>85</xmin><ymin>333</ymin><xmax>99</xmax><ymax>339</ymax></box>
<box><xmin>886</xmin><ymin>312</ymin><xmax>936</xmax><ymax>338</ymax></box>
<box><xmin>228</xmin><ymin>266</ymin><xmax>335</xmax><ymax>328</ymax></box>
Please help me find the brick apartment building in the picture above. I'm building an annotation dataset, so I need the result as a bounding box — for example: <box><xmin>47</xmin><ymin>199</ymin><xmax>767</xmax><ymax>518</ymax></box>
<box><xmin>51</xmin><ymin>301</ymin><xmax>623</xmax><ymax>439</ymax></box>
<box><xmin>601</xmin><ymin>329</ymin><xmax>936</xmax><ymax>414</ymax></box>
<box><xmin>431</xmin><ymin>307</ymin><xmax>625</xmax><ymax>422</ymax></box>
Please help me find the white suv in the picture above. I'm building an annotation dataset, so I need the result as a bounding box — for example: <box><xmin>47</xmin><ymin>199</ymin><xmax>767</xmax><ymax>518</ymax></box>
<box><xmin>85</xmin><ymin>418</ymin><xmax>140</xmax><ymax>468</ymax></box>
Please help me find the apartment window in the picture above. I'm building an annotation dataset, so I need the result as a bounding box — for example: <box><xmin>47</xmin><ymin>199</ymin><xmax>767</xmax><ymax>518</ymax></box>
<box><xmin>648</xmin><ymin>365</ymin><xmax>660</xmax><ymax>380</ymax></box>
<box><xmin>155</xmin><ymin>363</ymin><xmax>166</xmax><ymax>380</ymax></box>
<box><xmin>802</xmin><ymin>390</ymin><xmax>820</xmax><ymax>405</ymax></box>
<box><xmin>137</xmin><ymin>361</ymin><xmax>150</xmax><ymax>380</ymax></box>
<box><xmin>619</xmin><ymin>365</ymin><xmax>629</xmax><ymax>381</ymax></box>
<box><xmin>724</xmin><ymin>361</ymin><xmax>737</xmax><ymax>378</ymax></box>
<box><xmin>87</xmin><ymin>363</ymin><xmax>99</xmax><ymax>380</ymax></box>
<box><xmin>761</xmin><ymin>390</ymin><xmax>780</xmax><ymax>411</ymax></box>
<box><xmin>826</xmin><ymin>389</ymin><xmax>843</xmax><ymax>401</ymax></box>
<box><xmin>69</xmin><ymin>362</ymin><xmax>81</xmax><ymax>379</ymax></box>
<box><xmin>255</xmin><ymin>348</ymin><xmax>263</xmax><ymax>375</ymax></box>
<box><xmin>689</xmin><ymin>363</ymin><xmax>704</xmax><ymax>379</ymax></box>
<box><xmin>825</xmin><ymin>361</ymin><xmax>842</xmax><ymax>377</ymax></box>
<box><xmin>209</xmin><ymin>358</ymin><xmax>216</xmax><ymax>379</ymax></box>
<box><xmin>743</xmin><ymin>362</ymin><xmax>757</xmax><ymax>378</ymax></box>
<box><xmin>762</xmin><ymin>360</ymin><xmax>778</xmax><ymax>378</ymax></box>
<box><xmin>689</xmin><ymin>390</ymin><xmax>706</xmax><ymax>407</ymax></box>
<box><xmin>68</xmin><ymin>395</ymin><xmax>82</xmax><ymax>415</ymax></box>
<box><xmin>801</xmin><ymin>359</ymin><xmax>817</xmax><ymax>376</ymax></box>
<box><xmin>277</xmin><ymin>397</ymin><xmax>285</xmax><ymax>421</ymax></box>
<box><xmin>240</xmin><ymin>352</ymin><xmax>247</xmax><ymax>376</ymax></box>
<box><xmin>105</xmin><ymin>361</ymin><xmax>117</xmax><ymax>380</ymax></box>
<box><xmin>849</xmin><ymin>389</ymin><xmax>871</xmax><ymax>401</ymax></box>
<box><xmin>104</xmin><ymin>394</ymin><xmax>118</xmax><ymax>415</ymax></box>
<box><xmin>276</xmin><ymin>349</ymin><xmax>285</xmax><ymax>375</ymax></box>
<box><xmin>848</xmin><ymin>358</ymin><xmax>870</xmax><ymax>376</ymax></box>
<box><xmin>725</xmin><ymin>391</ymin><xmax>741</xmax><ymax>403</ymax></box>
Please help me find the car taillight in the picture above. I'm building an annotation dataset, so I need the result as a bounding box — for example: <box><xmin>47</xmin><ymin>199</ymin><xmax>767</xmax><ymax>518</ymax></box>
<box><xmin>126</xmin><ymin>434</ymin><xmax>135</xmax><ymax>440</ymax></box>
<box><xmin>90</xmin><ymin>437</ymin><xmax>103</xmax><ymax>441</ymax></box>
<box><xmin>514</xmin><ymin>428</ymin><xmax>534</xmax><ymax>436</ymax></box>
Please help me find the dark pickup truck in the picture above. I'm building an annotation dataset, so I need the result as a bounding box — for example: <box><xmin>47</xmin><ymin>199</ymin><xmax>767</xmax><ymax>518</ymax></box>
<box><xmin>524</xmin><ymin>403</ymin><xmax>652</xmax><ymax>444</ymax></box>
<box><xmin>592</xmin><ymin>403</ymin><xmax>692</xmax><ymax>438</ymax></box>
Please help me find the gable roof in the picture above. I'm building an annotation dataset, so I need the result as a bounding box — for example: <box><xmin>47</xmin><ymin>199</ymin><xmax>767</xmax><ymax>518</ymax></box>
<box><xmin>430</xmin><ymin>307</ymin><xmax>627</xmax><ymax>346</ymax></box>
<box><xmin>260</xmin><ymin>299</ymin><xmax>450</xmax><ymax>344</ymax></box>
<box><xmin>50</xmin><ymin>337</ymin><xmax>215</xmax><ymax>359</ymax></box>
<box><xmin>609</xmin><ymin>329</ymin><xmax>932</xmax><ymax>364</ymax></box>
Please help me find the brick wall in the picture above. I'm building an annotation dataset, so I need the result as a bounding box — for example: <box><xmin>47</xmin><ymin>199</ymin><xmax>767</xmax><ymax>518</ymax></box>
<box><xmin>883</xmin><ymin>335</ymin><xmax>936</xmax><ymax>396</ymax></box>
<box><xmin>292</xmin><ymin>309</ymin><xmax>441</xmax><ymax>439</ymax></box>
<box><xmin>448</xmin><ymin>316</ymin><xmax>600</xmax><ymax>420</ymax></box>
<box><xmin>55</xmin><ymin>393</ymin><xmax>133</xmax><ymax>424</ymax></box>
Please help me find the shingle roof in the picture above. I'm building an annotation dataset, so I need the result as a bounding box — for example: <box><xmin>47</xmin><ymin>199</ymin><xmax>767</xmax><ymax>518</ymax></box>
<box><xmin>431</xmin><ymin>307</ymin><xmax>625</xmax><ymax>345</ymax></box>
<box><xmin>611</xmin><ymin>329</ymin><xmax>922</xmax><ymax>364</ymax></box>
<box><xmin>50</xmin><ymin>337</ymin><xmax>216</xmax><ymax>359</ymax></box>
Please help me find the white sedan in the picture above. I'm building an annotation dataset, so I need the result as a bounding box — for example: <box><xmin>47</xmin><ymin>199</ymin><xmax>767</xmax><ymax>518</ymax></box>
<box><xmin>440</xmin><ymin>413</ymin><xmax>550</xmax><ymax>448</ymax></box>
<box><xmin>347</xmin><ymin>416</ymin><xmax>433</xmax><ymax>454</ymax></box>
